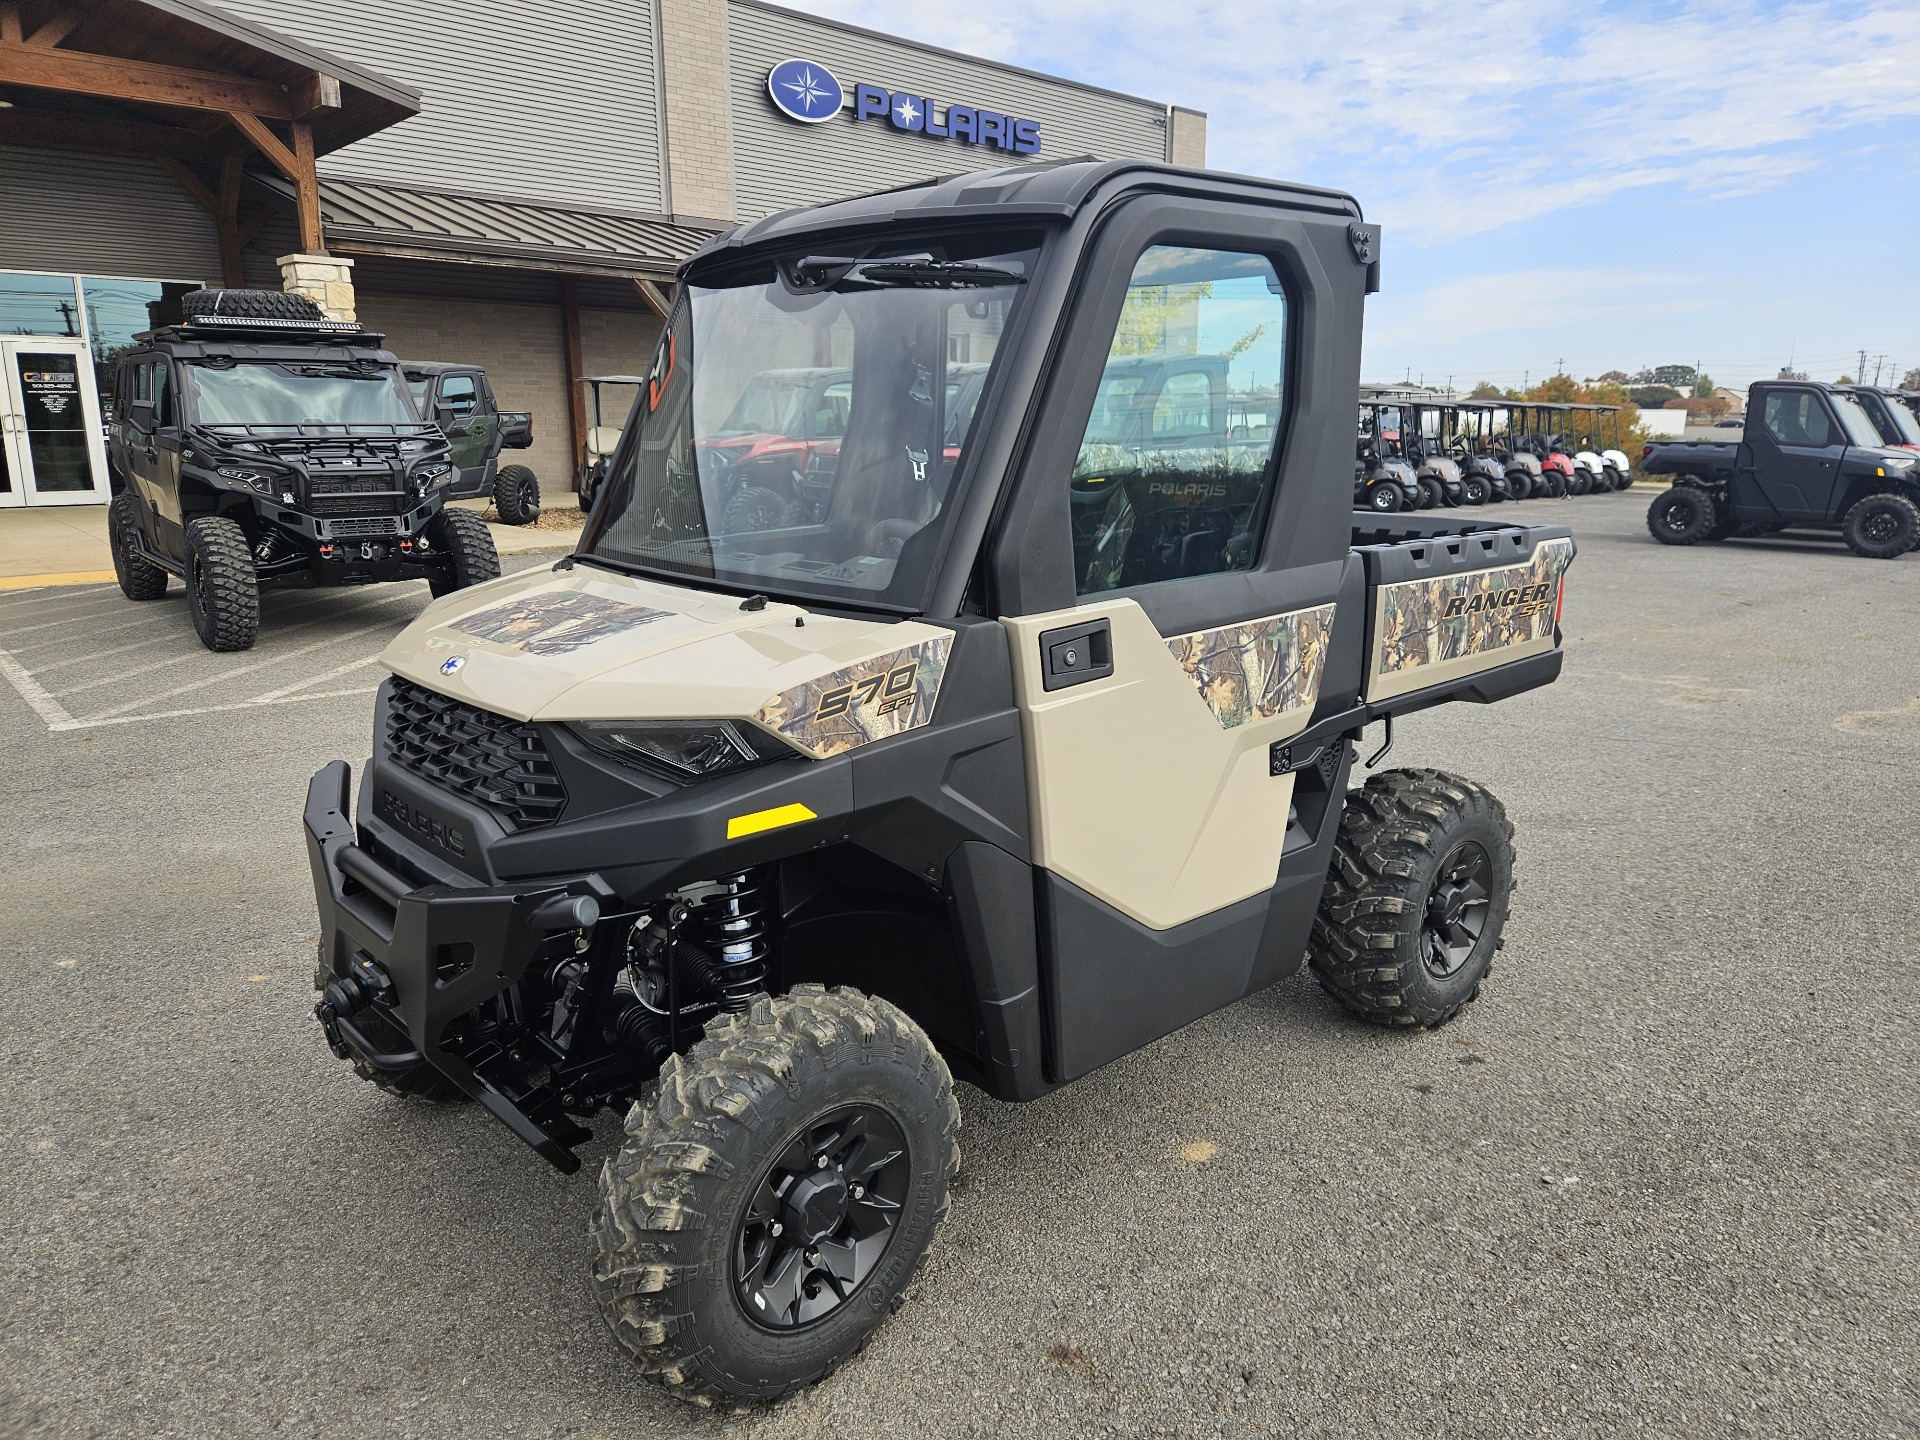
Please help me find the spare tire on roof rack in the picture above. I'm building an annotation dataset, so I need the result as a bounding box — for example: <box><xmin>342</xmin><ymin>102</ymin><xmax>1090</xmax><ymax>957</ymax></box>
<box><xmin>180</xmin><ymin>288</ymin><xmax>328</xmax><ymax>322</ymax></box>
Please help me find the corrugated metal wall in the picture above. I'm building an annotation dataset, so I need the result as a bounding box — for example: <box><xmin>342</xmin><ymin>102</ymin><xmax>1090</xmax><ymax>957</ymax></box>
<box><xmin>0</xmin><ymin>146</ymin><xmax>220</xmax><ymax>281</ymax></box>
<box><xmin>209</xmin><ymin>0</ymin><xmax>668</xmax><ymax>215</ymax></box>
<box><xmin>726</xmin><ymin>2</ymin><xmax>1169</xmax><ymax>221</ymax></box>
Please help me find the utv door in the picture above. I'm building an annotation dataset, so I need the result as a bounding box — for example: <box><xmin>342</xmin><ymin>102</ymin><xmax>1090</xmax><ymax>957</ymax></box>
<box><xmin>987</xmin><ymin>198</ymin><xmax>1369</xmax><ymax>1082</ymax></box>
<box><xmin>1746</xmin><ymin>388</ymin><xmax>1846</xmax><ymax>519</ymax></box>
<box><xmin>432</xmin><ymin>371</ymin><xmax>495</xmax><ymax>494</ymax></box>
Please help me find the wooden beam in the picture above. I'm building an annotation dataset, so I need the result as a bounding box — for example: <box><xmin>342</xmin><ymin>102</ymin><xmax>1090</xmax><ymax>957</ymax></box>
<box><xmin>25</xmin><ymin>10</ymin><xmax>81</xmax><ymax>46</ymax></box>
<box><xmin>0</xmin><ymin>42</ymin><xmax>293</xmax><ymax>119</ymax></box>
<box><xmin>560</xmin><ymin>275</ymin><xmax>586</xmax><ymax>485</ymax></box>
<box><xmin>226</xmin><ymin>108</ymin><xmax>298</xmax><ymax>178</ymax></box>
<box><xmin>630</xmin><ymin>277</ymin><xmax>673</xmax><ymax>321</ymax></box>
<box><xmin>157</xmin><ymin>157</ymin><xmax>217</xmax><ymax>213</ymax></box>
<box><xmin>237</xmin><ymin>209</ymin><xmax>270</xmax><ymax>246</ymax></box>
<box><xmin>0</xmin><ymin>4</ymin><xmax>21</xmax><ymax>44</ymax></box>
<box><xmin>0</xmin><ymin>109</ymin><xmax>212</xmax><ymax>158</ymax></box>
<box><xmin>293</xmin><ymin>72</ymin><xmax>339</xmax><ymax>119</ymax></box>
<box><xmin>216</xmin><ymin>155</ymin><xmax>245</xmax><ymax>287</ymax></box>
<box><xmin>289</xmin><ymin>119</ymin><xmax>320</xmax><ymax>253</ymax></box>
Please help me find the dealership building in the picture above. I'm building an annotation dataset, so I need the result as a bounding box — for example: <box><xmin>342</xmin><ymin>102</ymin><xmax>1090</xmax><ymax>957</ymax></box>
<box><xmin>0</xmin><ymin>0</ymin><xmax>1204</xmax><ymax>509</ymax></box>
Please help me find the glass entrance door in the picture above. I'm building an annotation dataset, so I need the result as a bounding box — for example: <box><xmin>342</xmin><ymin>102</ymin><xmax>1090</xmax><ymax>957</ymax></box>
<box><xmin>0</xmin><ymin>340</ymin><xmax>107</xmax><ymax>507</ymax></box>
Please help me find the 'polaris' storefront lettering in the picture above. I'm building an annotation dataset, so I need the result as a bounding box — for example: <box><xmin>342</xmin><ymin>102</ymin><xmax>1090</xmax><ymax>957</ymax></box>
<box><xmin>766</xmin><ymin>57</ymin><xmax>1042</xmax><ymax>155</ymax></box>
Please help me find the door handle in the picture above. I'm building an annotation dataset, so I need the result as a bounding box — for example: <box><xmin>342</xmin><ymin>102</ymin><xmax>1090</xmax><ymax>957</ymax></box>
<box><xmin>1039</xmin><ymin>617</ymin><xmax>1113</xmax><ymax>691</ymax></box>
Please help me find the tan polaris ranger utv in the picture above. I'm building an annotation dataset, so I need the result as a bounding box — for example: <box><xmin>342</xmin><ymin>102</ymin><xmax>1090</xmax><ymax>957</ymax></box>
<box><xmin>307</xmin><ymin>160</ymin><xmax>1574</xmax><ymax>1404</ymax></box>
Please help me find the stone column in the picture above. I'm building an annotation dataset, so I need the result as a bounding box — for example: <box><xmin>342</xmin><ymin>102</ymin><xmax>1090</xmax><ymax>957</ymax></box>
<box><xmin>277</xmin><ymin>253</ymin><xmax>356</xmax><ymax>322</ymax></box>
<box><xmin>658</xmin><ymin>0</ymin><xmax>735</xmax><ymax>226</ymax></box>
<box><xmin>1167</xmin><ymin>107</ymin><xmax>1208</xmax><ymax>169</ymax></box>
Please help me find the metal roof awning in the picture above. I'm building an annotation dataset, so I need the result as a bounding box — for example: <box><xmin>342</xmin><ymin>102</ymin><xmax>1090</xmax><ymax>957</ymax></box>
<box><xmin>254</xmin><ymin>173</ymin><xmax>716</xmax><ymax>281</ymax></box>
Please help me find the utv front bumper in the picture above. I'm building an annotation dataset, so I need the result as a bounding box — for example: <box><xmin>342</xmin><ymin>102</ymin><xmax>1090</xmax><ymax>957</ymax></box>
<box><xmin>305</xmin><ymin>760</ymin><xmax>612</xmax><ymax>1170</ymax></box>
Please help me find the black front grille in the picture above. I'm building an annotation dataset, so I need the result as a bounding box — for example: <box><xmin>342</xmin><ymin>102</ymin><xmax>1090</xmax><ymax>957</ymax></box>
<box><xmin>385</xmin><ymin>679</ymin><xmax>568</xmax><ymax>830</ymax></box>
<box><xmin>327</xmin><ymin>515</ymin><xmax>403</xmax><ymax>537</ymax></box>
<box><xmin>313</xmin><ymin>493</ymin><xmax>406</xmax><ymax>516</ymax></box>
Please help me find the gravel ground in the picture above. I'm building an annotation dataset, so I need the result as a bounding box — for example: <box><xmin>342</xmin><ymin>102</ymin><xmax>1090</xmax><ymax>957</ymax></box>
<box><xmin>2</xmin><ymin>497</ymin><xmax>1916</xmax><ymax>1440</ymax></box>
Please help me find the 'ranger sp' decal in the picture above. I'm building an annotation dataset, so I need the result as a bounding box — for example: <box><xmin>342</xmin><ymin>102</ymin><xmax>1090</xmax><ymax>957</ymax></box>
<box><xmin>1374</xmin><ymin>537</ymin><xmax>1573</xmax><ymax>675</ymax></box>
<box><xmin>755</xmin><ymin>634</ymin><xmax>954</xmax><ymax>759</ymax></box>
<box><xmin>1164</xmin><ymin>604</ymin><xmax>1337</xmax><ymax>730</ymax></box>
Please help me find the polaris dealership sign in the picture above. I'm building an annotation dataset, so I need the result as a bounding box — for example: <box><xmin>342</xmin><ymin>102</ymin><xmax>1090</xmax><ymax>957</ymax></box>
<box><xmin>767</xmin><ymin>57</ymin><xmax>1041</xmax><ymax>155</ymax></box>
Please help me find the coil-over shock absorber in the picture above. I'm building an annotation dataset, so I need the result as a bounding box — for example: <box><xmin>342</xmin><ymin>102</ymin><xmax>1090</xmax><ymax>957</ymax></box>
<box><xmin>692</xmin><ymin>869</ymin><xmax>771</xmax><ymax>1013</ymax></box>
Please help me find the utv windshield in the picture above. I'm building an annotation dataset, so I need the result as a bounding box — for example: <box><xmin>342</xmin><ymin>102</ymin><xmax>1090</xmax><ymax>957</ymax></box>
<box><xmin>188</xmin><ymin>362</ymin><xmax>416</xmax><ymax>426</ymax></box>
<box><xmin>582</xmin><ymin>230</ymin><xmax>1040</xmax><ymax>608</ymax></box>
<box><xmin>1869</xmin><ymin>393</ymin><xmax>1920</xmax><ymax>445</ymax></box>
<box><xmin>1829</xmin><ymin>391</ymin><xmax>1888</xmax><ymax>449</ymax></box>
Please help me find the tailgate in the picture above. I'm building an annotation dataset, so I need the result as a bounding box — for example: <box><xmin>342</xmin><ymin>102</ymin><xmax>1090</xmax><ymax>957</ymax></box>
<box><xmin>1356</xmin><ymin>522</ymin><xmax>1574</xmax><ymax>703</ymax></box>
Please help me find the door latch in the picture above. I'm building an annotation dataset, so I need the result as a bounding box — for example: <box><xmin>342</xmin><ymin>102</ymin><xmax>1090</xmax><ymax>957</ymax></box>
<box><xmin>1039</xmin><ymin>617</ymin><xmax>1113</xmax><ymax>691</ymax></box>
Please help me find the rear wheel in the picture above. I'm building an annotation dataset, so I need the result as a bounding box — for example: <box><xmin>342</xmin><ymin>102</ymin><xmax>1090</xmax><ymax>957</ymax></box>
<box><xmin>109</xmin><ymin>491</ymin><xmax>169</xmax><ymax>600</ymax></box>
<box><xmin>493</xmin><ymin>464</ymin><xmax>541</xmax><ymax>525</ymax></box>
<box><xmin>184</xmin><ymin>515</ymin><xmax>258</xmax><ymax>651</ymax></box>
<box><xmin>1646</xmin><ymin>485</ymin><xmax>1720</xmax><ymax>545</ymax></box>
<box><xmin>1506</xmin><ymin>472</ymin><xmax>1532</xmax><ymax>501</ymax></box>
<box><xmin>1309</xmin><ymin>769</ymin><xmax>1514</xmax><ymax>1028</ymax></box>
<box><xmin>1567</xmin><ymin>469</ymin><xmax>1591</xmax><ymax>496</ymax></box>
<box><xmin>591</xmin><ymin>986</ymin><xmax>960</xmax><ymax>1404</ymax></box>
<box><xmin>427</xmin><ymin>507</ymin><xmax>501</xmax><ymax>597</ymax></box>
<box><xmin>1366</xmin><ymin>480</ymin><xmax>1402</xmax><ymax>513</ymax></box>
<box><xmin>1416</xmin><ymin>476</ymin><xmax>1441</xmax><ymax>509</ymax></box>
<box><xmin>1841</xmin><ymin>492</ymin><xmax>1919</xmax><ymax>559</ymax></box>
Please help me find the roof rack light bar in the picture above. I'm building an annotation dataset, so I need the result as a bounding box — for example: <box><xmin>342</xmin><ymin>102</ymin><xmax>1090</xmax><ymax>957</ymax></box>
<box><xmin>186</xmin><ymin>314</ymin><xmax>363</xmax><ymax>334</ymax></box>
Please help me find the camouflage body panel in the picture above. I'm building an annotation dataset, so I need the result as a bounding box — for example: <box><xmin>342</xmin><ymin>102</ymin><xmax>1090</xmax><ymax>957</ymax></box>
<box><xmin>1371</xmin><ymin>536</ymin><xmax>1573</xmax><ymax>686</ymax></box>
<box><xmin>448</xmin><ymin>591</ymin><xmax>673</xmax><ymax>656</ymax></box>
<box><xmin>754</xmin><ymin>634</ymin><xmax>954</xmax><ymax>759</ymax></box>
<box><xmin>1164</xmin><ymin>604</ymin><xmax>1337</xmax><ymax>731</ymax></box>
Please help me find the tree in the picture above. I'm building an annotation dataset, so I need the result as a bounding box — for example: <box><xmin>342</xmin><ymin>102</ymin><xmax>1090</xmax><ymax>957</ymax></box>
<box><xmin>1630</xmin><ymin>385</ymin><xmax>1680</xmax><ymax>408</ymax></box>
<box><xmin>1468</xmin><ymin>381</ymin><xmax>1503</xmax><ymax>399</ymax></box>
<box><xmin>1534</xmin><ymin>372</ymin><xmax>1579</xmax><ymax>402</ymax></box>
<box><xmin>1902</xmin><ymin>367</ymin><xmax>1920</xmax><ymax>391</ymax></box>
<box><xmin>1691</xmin><ymin>372</ymin><xmax>1717</xmax><ymax>398</ymax></box>
<box><xmin>1650</xmin><ymin>364</ymin><xmax>1697</xmax><ymax>388</ymax></box>
<box><xmin>1595</xmin><ymin>369</ymin><xmax>1630</xmax><ymax>385</ymax></box>
<box><xmin>1837</xmin><ymin>374</ymin><xmax>1855</xmax><ymax>385</ymax></box>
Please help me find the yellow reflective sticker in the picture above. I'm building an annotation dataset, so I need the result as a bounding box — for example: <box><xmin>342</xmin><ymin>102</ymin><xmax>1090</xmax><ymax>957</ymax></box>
<box><xmin>726</xmin><ymin>803</ymin><xmax>818</xmax><ymax>840</ymax></box>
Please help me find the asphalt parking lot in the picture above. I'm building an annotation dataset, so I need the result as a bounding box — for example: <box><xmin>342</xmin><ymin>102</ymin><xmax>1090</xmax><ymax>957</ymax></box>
<box><xmin>3</xmin><ymin>499</ymin><xmax>1917</xmax><ymax>1440</ymax></box>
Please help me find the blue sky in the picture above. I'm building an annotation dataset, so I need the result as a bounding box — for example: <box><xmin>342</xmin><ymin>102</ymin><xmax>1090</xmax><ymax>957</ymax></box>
<box><xmin>787</xmin><ymin>0</ymin><xmax>1920</xmax><ymax>391</ymax></box>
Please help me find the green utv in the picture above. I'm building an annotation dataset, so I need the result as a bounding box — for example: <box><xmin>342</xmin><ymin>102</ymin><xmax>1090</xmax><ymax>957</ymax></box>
<box><xmin>307</xmin><ymin>161</ymin><xmax>1574</xmax><ymax>1402</ymax></box>
<box><xmin>402</xmin><ymin>361</ymin><xmax>541</xmax><ymax>524</ymax></box>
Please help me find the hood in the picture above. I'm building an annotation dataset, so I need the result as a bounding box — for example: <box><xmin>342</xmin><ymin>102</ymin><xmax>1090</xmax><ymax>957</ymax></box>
<box><xmin>380</xmin><ymin>566</ymin><xmax>955</xmax><ymax>759</ymax></box>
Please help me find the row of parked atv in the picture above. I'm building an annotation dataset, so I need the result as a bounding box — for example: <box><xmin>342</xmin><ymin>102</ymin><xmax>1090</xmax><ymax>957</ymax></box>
<box><xmin>1356</xmin><ymin>395</ymin><xmax>1634</xmax><ymax>512</ymax></box>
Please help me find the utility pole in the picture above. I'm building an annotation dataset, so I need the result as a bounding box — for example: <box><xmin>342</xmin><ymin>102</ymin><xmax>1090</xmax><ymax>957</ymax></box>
<box><xmin>1860</xmin><ymin>349</ymin><xmax>1867</xmax><ymax>383</ymax></box>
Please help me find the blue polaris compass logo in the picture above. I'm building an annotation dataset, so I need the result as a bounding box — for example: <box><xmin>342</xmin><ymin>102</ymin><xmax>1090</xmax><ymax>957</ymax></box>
<box><xmin>440</xmin><ymin>656</ymin><xmax>465</xmax><ymax>676</ymax></box>
<box><xmin>766</xmin><ymin>56</ymin><xmax>1041</xmax><ymax>156</ymax></box>
<box><xmin>767</xmin><ymin>58</ymin><xmax>844</xmax><ymax>124</ymax></box>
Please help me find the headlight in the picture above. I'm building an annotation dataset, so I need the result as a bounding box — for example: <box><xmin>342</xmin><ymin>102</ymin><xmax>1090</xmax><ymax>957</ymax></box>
<box><xmin>414</xmin><ymin>462</ymin><xmax>454</xmax><ymax>481</ymax></box>
<box><xmin>571</xmin><ymin>720</ymin><xmax>797</xmax><ymax>779</ymax></box>
<box><xmin>216</xmin><ymin>467</ymin><xmax>273</xmax><ymax>490</ymax></box>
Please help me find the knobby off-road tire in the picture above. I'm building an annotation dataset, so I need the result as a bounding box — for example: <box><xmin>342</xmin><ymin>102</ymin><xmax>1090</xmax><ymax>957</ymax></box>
<box><xmin>312</xmin><ymin>951</ymin><xmax>466</xmax><ymax>1102</ymax></box>
<box><xmin>427</xmin><ymin>507</ymin><xmax>501</xmax><ymax>597</ymax></box>
<box><xmin>1646</xmin><ymin>485</ymin><xmax>1720</xmax><ymax>545</ymax></box>
<box><xmin>591</xmin><ymin>985</ymin><xmax>961</xmax><ymax>1406</ymax></box>
<box><xmin>184</xmin><ymin>515</ymin><xmax>258</xmax><ymax>651</ymax></box>
<box><xmin>109</xmin><ymin>491</ymin><xmax>168</xmax><ymax>600</ymax></box>
<box><xmin>1308</xmin><ymin>768</ymin><xmax>1515</xmax><ymax>1029</ymax></box>
<box><xmin>1841</xmin><ymin>492</ymin><xmax>1919</xmax><ymax>560</ymax></box>
<box><xmin>493</xmin><ymin>463</ymin><xmax>542</xmax><ymax>526</ymax></box>
<box><xmin>180</xmin><ymin>287</ymin><xmax>325</xmax><ymax>322</ymax></box>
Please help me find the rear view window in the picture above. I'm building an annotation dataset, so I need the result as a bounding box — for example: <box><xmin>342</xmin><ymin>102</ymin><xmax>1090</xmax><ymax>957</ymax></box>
<box><xmin>1068</xmin><ymin>246</ymin><xmax>1289</xmax><ymax>596</ymax></box>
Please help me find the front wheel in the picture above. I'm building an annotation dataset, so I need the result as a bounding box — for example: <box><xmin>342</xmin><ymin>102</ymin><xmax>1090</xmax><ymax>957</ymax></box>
<box><xmin>493</xmin><ymin>464</ymin><xmax>541</xmax><ymax>526</ymax></box>
<box><xmin>1308</xmin><ymin>769</ymin><xmax>1514</xmax><ymax>1028</ymax></box>
<box><xmin>184</xmin><ymin>515</ymin><xmax>258</xmax><ymax>651</ymax></box>
<box><xmin>591</xmin><ymin>986</ymin><xmax>960</xmax><ymax>1405</ymax></box>
<box><xmin>1415</xmin><ymin>477</ymin><xmax>1441</xmax><ymax>509</ymax></box>
<box><xmin>1462</xmin><ymin>476</ymin><xmax>1489</xmax><ymax>505</ymax></box>
<box><xmin>426</xmin><ymin>507</ymin><xmax>501</xmax><ymax>597</ymax></box>
<box><xmin>1841</xmin><ymin>492</ymin><xmax>1919</xmax><ymax>559</ymax></box>
<box><xmin>1366</xmin><ymin>480</ymin><xmax>1402</xmax><ymax>513</ymax></box>
<box><xmin>1506</xmin><ymin>472</ymin><xmax>1532</xmax><ymax>501</ymax></box>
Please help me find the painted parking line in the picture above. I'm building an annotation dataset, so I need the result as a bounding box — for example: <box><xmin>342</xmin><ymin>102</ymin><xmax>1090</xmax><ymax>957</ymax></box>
<box><xmin>0</xmin><ymin>570</ymin><xmax>118</xmax><ymax>591</ymax></box>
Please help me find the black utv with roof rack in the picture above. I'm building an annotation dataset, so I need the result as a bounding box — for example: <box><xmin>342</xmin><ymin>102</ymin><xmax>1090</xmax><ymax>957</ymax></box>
<box><xmin>105</xmin><ymin>288</ymin><xmax>500</xmax><ymax>651</ymax></box>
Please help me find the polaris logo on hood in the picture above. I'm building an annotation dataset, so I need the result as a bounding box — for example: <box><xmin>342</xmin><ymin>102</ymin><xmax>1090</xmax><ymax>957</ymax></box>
<box><xmin>766</xmin><ymin>57</ymin><xmax>1041</xmax><ymax>155</ymax></box>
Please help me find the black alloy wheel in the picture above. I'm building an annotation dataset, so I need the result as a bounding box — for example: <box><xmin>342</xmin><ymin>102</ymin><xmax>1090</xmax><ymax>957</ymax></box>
<box><xmin>1423</xmin><ymin>841</ymin><xmax>1492</xmax><ymax>978</ymax></box>
<box><xmin>735</xmin><ymin>1104</ymin><xmax>912</xmax><ymax>1331</ymax></box>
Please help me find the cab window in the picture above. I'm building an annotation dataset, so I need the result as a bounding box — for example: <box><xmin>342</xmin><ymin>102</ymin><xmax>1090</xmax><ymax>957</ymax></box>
<box><xmin>1068</xmin><ymin>246</ymin><xmax>1290</xmax><ymax>596</ymax></box>
<box><xmin>152</xmin><ymin>362</ymin><xmax>173</xmax><ymax>429</ymax></box>
<box><xmin>439</xmin><ymin>374</ymin><xmax>479</xmax><ymax>419</ymax></box>
<box><xmin>1763</xmin><ymin>390</ymin><xmax>1830</xmax><ymax>447</ymax></box>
